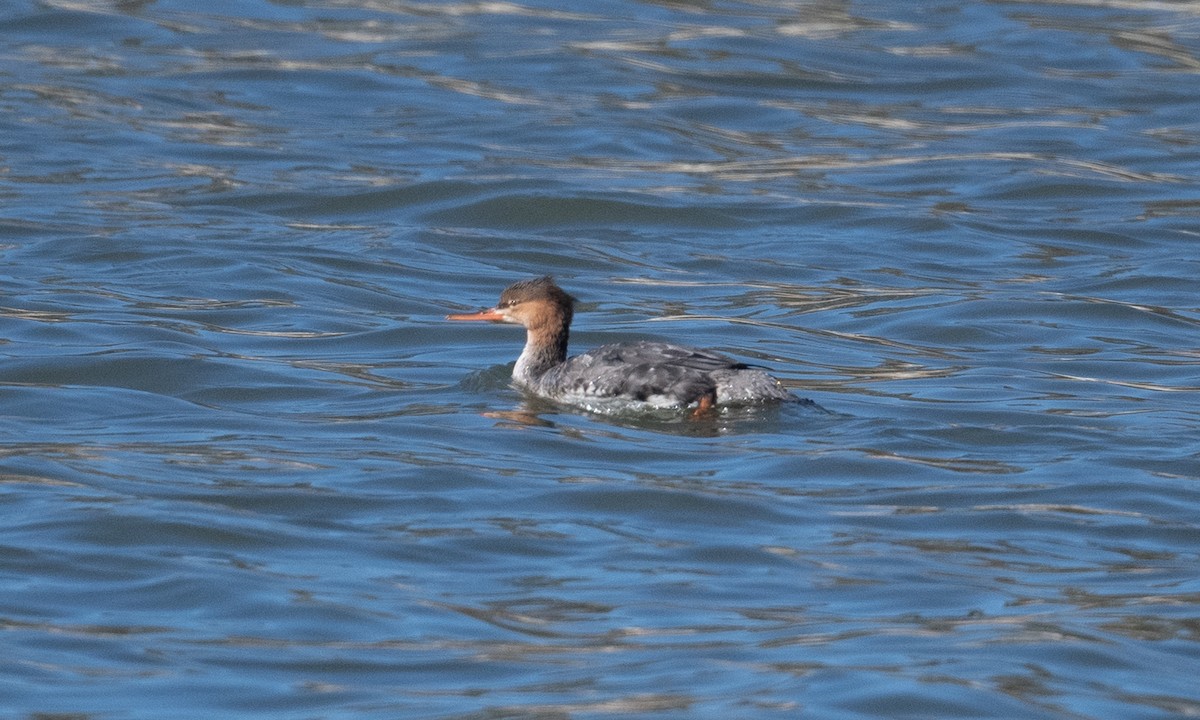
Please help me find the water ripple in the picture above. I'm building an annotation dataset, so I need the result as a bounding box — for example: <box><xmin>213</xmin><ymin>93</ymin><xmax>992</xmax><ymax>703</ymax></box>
<box><xmin>2</xmin><ymin>0</ymin><xmax>1199</xmax><ymax>718</ymax></box>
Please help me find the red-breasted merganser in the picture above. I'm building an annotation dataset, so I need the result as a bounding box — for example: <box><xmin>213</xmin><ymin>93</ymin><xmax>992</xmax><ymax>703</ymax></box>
<box><xmin>447</xmin><ymin>276</ymin><xmax>802</xmax><ymax>413</ymax></box>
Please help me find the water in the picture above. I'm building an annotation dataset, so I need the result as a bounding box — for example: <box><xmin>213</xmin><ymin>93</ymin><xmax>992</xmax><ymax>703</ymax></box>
<box><xmin>2</xmin><ymin>0</ymin><xmax>1198</xmax><ymax>717</ymax></box>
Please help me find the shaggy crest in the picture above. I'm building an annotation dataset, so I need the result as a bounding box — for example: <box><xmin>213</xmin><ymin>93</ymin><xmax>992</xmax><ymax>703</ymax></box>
<box><xmin>499</xmin><ymin>276</ymin><xmax>575</xmax><ymax>321</ymax></box>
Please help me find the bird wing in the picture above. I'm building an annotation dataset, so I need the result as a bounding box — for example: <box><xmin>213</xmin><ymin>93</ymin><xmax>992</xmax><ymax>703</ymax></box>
<box><xmin>546</xmin><ymin>341</ymin><xmax>744</xmax><ymax>404</ymax></box>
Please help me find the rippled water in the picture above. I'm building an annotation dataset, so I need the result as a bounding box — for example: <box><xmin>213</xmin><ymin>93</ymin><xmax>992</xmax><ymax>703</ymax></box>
<box><xmin>2</xmin><ymin>1</ymin><xmax>1199</xmax><ymax>718</ymax></box>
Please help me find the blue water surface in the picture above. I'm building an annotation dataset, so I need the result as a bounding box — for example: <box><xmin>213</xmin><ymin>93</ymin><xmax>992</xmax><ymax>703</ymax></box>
<box><xmin>1</xmin><ymin>1</ymin><xmax>1198</xmax><ymax>718</ymax></box>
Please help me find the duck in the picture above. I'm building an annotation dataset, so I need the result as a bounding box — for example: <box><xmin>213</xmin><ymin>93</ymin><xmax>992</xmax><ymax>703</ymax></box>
<box><xmin>447</xmin><ymin>276</ymin><xmax>806</xmax><ymax>414</ymax></box>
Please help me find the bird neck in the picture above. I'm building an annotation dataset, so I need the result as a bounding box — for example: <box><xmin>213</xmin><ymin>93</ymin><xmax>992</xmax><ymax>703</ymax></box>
<box><xmin>513</xmin><ymin>321</ymin><xmax>569</xmax><ymax>385</ymax></box>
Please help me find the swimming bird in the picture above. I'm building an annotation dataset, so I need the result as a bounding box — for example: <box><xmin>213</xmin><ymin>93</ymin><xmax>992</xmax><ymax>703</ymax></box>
<box><xmin>447</xmin><ymin>277</ymin><xmax>805</xmax><ymax>414</ymax></box>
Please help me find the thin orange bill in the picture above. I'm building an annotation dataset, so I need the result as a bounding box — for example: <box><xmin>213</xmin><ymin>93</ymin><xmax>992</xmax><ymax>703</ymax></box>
<box><xmin>446</xmin><ymin>308</ymin><xmax>505</xmax><ymax>322</ymax></box>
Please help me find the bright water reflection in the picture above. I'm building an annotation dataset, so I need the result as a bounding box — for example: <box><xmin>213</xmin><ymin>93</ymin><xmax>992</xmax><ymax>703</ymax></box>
<box><xmin>1</xmin><ymin>0</ymin><xmax>1199</xmax><ymax>718</ymax></box>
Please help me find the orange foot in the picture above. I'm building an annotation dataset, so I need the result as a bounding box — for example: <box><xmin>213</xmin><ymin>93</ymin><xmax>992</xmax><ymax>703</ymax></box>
<box><xmin>690</xmin><ymin>392</ymin><xmax>716</xmax><ymax>419</ymax></box>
